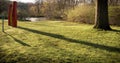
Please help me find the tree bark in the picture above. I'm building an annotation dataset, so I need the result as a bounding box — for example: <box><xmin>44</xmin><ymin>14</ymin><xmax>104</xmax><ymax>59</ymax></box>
<box><xmin>94</xmin><ymin>0</ymin><xmax>111</xmax><ymax>30</ymax></box>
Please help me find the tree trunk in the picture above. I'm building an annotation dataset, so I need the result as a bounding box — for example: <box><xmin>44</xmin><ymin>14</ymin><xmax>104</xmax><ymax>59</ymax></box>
<box><xmin>94</xmin><ymin>0</ymin><xmax>111</xmax><ymax>30</ymax></box>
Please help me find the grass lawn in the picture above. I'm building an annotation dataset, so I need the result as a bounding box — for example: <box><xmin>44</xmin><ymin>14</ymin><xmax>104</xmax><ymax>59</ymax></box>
<box><xmin>0</xmin><ymin>20</ymin><xmax>120</xmax><ymax>63</ymax></box>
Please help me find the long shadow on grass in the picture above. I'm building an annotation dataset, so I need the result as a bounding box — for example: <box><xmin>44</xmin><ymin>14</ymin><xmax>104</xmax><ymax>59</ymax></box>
<box><xmin>4</xmin><ymin>32</ymin><xmax>31</xmax><ymax>47</ymax></box>
<box><xmin>18</xmin><ymin>26</ymin><xmax>120</xmax><ymax>53</ymax></box>
<box><xmin>111</xmin><ymin>29</ymin><xmax>120</xmax><ymax>32</ymax></box>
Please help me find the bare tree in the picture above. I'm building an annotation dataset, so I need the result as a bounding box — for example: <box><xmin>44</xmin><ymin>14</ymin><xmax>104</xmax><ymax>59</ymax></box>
<box><xmin>94</xmin><ymin>0</ymin><xmax>111</xmax><ymax>30</ymax></box>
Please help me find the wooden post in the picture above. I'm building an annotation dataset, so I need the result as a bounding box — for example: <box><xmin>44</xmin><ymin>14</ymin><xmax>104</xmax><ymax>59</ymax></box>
<box><xmin>8</xmin><ymin>4</ymin><xmax>13</xmax><ymax>26</ymax></box>
<box><xmin>12</xmin><ymin>1</ymin><xmax>17</xmax><ymax>27</ymax></box>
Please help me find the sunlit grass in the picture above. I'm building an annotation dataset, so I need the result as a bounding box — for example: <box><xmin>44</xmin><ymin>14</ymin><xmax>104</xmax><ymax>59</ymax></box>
<box><xmin>0</xmin><ymin>20</ymin><xmax>120</xmax><ymax>63</ymax></box>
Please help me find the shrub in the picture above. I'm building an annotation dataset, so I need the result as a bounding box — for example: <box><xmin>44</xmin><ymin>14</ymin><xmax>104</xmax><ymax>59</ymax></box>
<box><xmin>66</xmin><ymin>5</ymin><xmax>120</xmax><ymax>26</ymax></box>
<box><xmin>66</xmin><ymin>5</ymin><xmax>95</xmax><ymax>24</ymax></box>
<box><xmin>109</xmin><ymin>6</ymin><xmax>120</xmax><ymax>26</ymax></box>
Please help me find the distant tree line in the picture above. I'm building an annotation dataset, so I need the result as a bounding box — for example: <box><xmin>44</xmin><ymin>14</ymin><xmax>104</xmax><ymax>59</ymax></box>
<box><xmin>0</xmin><ymin>0</ymin><xmax>9</xmax><ymax>18</ymax></box>
<box><xmin>0</xmin><ymin>0</ymin><xmax>120</xmax><ymax>27</ymax></box>
<box><xmin>0</xmin><ymin>0</ymin><xmax>120</xmax><ymax>19</ymax></box>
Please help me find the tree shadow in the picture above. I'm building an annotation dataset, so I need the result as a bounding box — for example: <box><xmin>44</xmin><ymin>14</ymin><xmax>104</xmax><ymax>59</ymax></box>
<box><xmin>111</xmin><ymin>29</ymin><xmax>120</xmax><ymax>32</ymax></box>
<box><xmin>4</xmin><ymin>32</ymin><xmax>31</xmax><ymax>47</ymax></box>
<box><xmin>18</xmin><ymin>26</ymin><xmax>120</xmax><ymax>53</ymax></box>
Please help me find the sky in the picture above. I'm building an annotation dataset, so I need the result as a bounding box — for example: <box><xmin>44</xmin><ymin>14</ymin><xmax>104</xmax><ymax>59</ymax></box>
<box><xmin>10</xmin><ymin>0</ymin><xmax>35</xmax><ymax>3</ymax></box>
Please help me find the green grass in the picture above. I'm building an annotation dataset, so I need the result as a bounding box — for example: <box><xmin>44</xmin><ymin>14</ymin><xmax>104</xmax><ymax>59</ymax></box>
<box><xmin>0</xmin><ymin>20</ymin><xmax>120</xmax><ymax>63</ymax></box>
